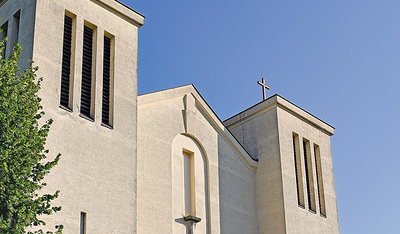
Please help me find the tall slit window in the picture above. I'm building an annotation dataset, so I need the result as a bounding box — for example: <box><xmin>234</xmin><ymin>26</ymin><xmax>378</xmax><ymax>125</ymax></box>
<box><xmin>303</xmin><ymin>139</ymin><xmax>316</xmax><ymax>212</ymax></box>
<box><xmin>0</xmin><ymin>21</ymin><xmax>8</xmax><ymax>56</ymax></box>
<box><xmin>314</xmin><ymin>144</ymin><xmax>326</xmax><ymax>216</ymax></box>
<box><xmin>292</xmin><ymin>133</ymin><xmax>304</xmax><ymax>207</ymax></box>
<box><xmin>80</xmin><ymin>212</ymin><xmax>86</xmax><ymax>234</ymax></box>
<box><xmin>60</xmin><ymin>13</ymin><xmax>75</xmax><ymax>109</ymax></box>
<box><xmin>80</xmin><ymin>23</ymin><xmax>96</xmax><ymax>119</ymax></box>
<box><xmin>183</xmin><ymin>150</ymin><xmax>195</xmax><ymax>216</ymax></box>
<box><xmin>102</xmin><ymin>33</ymin><xmax>114</xmax><ymax>127</ymax></box>
<box><xmin>10</xmin><ymin>10</ymin><xmax>20</xmax><ymax>51</ymax></box>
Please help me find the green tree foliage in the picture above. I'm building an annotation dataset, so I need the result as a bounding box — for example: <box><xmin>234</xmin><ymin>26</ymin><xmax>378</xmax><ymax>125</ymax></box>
<box><xmin>0</xmin><ymin>28</ymin><xmax>62</xmax><ymax>233</ymax></box>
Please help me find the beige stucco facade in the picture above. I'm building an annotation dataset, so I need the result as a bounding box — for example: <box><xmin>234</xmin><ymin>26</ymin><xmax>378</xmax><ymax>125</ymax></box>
<box><xmin>137</xmin><ymin>85</ymin><xmax>259</xmax><ymax>234</ymax></box>
<box><xmin>225</xmin><ymin>95</ymin><xmax>340</xmax><ymax>234</ymax></box>
<box><xmin>1</xmin><ymin>0</ymin><xmax>143</xmax><ymax>233</ymax></box>
<box><xmin>0</xmin><ymin>0</ymin><xmax>339</xmax><ymax>233</ymax></box>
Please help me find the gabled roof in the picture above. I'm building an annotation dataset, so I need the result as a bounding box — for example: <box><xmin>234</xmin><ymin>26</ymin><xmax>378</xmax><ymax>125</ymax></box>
<box><xmin>138</xmin><ymin>84</ymin><xmax>258</xmax><ymax>170</ymax></box>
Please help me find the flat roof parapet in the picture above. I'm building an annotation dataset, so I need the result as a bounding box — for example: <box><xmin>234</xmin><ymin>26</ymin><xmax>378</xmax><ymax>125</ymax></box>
<box><xmin>224</xmin><ymin>94</ymin><xmax>335</xmax><ymax>136</ymax></box>
<box><xmin>0</xmin><ymin>0</ymin><xmax>144</xmax><ymax>25</ymax></box>
<box><xmin>97</xmin><ymin>0</ymin><xmax>144</xmax><ymax>26</ymax></box>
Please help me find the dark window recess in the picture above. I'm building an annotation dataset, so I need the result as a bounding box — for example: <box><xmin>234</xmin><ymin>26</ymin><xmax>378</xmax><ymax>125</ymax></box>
<box><xmin>102</xmin><ymin>36</ymin><xmax>111</xmax><ymax>125</ymax></box>
<box><xmin>303</xmin><ymin>141</ymin><xmax>312</xmax><ymax>210</ymax></box>
<box><xmin>314</xmin><ymin>144</ymin><xmax>326</xmax><ymax>216</ymax></box>
<box><xmin>293</xmin><ymin>135</ymin><xmax>301</xmax><ymax>206</ymax></box>
<box><xmin>80</xmin><ymin>212</ymin><xmax>86</xmax><ymax>234</ymax></box>
<box><xmin>11</xmin><ymin>10</ymin><xmax>20</xmax><ymax>47</ymax></box>
<box><xmin>80</xmin><ymin>26</ymin><xmax>93</xmax><ymax>117</ymax></box>
<box><xmin>1</xmin><ymin>21</ymin><xmax>8</xmax><ymax>56</ymax></box>
<box><xmin>60</xmin><ymin>15</ymin><xmax>73</xmax><ymax>108</ymax></box>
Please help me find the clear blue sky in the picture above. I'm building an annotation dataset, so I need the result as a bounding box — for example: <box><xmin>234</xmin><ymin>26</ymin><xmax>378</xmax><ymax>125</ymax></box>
<box><xmin>121</xmin><ymin>0</ymin><xmax>400</xmax><ymax>233</ymax></box>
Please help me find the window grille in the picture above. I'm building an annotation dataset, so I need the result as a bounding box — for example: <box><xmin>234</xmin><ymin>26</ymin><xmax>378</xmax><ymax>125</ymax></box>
<box><xmin>80</xmin><ymin>25</ymin><xmax>94</xmax><ymax>118</ymax></box>
<box><xmin>60</xmin><ymin>15</ymin><xmax>73</xmax><ymax>108</ymax></box>
<box><xmin>102</xmin><ymin>36</ymin><xmax>111</xmax><ymax>125</ymax></box>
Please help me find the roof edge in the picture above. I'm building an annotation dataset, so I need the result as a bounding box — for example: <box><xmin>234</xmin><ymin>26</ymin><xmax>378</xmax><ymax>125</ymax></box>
<box><xmin>96</xmin><ymin>0</ymin><xmax>144</xmax><ymax>26</ymax></box>
<box><xmin>115</xmin><ymin>0</ymin><xmax>145</xmax><ymax>18</ymax></box>
<box><xmin>138</xmin><ymin>84</ymin><xmax>259</xmax><ymax>170</ymax></box>
<box><xmin>224</xmin><ymin>94</ymin><xmax>335</xmax><ymax>136</ymax></box>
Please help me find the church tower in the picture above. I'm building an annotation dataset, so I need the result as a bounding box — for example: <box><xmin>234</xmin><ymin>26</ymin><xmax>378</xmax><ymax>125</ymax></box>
<box><xmin>0</xmin><ymin>0</ymin><xmax>144</xmax><ymax>232</ymax></box>
<box><xmin>1</xmin><ymin>0</ymin><xmax>340</xmax><ymax>233</ymax></box>
<box><xmin>225</xmin><ymin>95</ymin><xmax>340</xmax><ymax>234</ymax></box>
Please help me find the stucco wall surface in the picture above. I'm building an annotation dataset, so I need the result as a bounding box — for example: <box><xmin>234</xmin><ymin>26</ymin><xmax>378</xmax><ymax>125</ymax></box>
<box><xmin>137</xmin><ymin>86</ymin><xmax>258</xmax><ymax>234</ymax></box>
<box><xmin>217</xmin><ymin>133</ymin><xmax>258</xmax><ymax>233</ymax></box>
<box><xmin>277</xmin><ymin>106</ymin><xmax>339</xmax><ymax>234</ymax></box>
<box><xmin>225</xmin><ymin>95</ymin><xmax>340</xmax><ymax>234</ymax></box>
<box><xmin>226</xmin><ymin>106</ymin><xmax>286</xmax><ymax>234</ymax></box>
<box><xmin>0</xmin><ymin>0</ymin><xmax>36</xmax><ymax>70</ymax></box>
<box><xmin>9</xmin><ymin>0</ymin><xmax>144</xmax><ymax>232</ymax></box>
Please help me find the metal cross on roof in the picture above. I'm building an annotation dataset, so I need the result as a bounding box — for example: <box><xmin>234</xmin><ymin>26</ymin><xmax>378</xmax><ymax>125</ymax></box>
<box><xmin>257</xmin><ymin>77</ymin><xmax>270</xmax><ymax>100</ymax></box>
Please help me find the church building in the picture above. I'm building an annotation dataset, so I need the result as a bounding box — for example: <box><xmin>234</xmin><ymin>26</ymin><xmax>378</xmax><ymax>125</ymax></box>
<box><xmin>0</xmin><ymin>0</ymin><xmax>340</xmax><ymax>233</ymax></box>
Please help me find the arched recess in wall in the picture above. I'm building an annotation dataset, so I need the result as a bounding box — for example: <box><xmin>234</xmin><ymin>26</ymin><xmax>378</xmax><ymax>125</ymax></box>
<box><xmin>171</xmin><ymin>133</ymin><xmax>211</xmax><ymax>234</ymax></box>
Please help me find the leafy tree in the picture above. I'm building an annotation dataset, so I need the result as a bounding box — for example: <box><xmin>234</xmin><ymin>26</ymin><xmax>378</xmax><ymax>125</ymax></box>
<box><xmin>0</xmin><ymin>25</ymin><xmax>62</xmax><ymax>233</ymax></box>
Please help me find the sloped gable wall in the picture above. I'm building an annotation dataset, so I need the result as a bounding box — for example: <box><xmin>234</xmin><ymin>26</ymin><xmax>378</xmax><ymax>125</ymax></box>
<box><xmin>137</xmin><ymin>88</ymin><xmax>258</xmax><ymax>233</ymax></box>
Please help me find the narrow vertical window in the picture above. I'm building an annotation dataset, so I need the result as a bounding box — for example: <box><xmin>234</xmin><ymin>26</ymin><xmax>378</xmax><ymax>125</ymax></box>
<box><xmin>102</xmin><ymin>33</ymin><xmax>114</xmax><ymax>127</ymax></box>
<box><xmin>314</xmin><ymin>144</ymin><xmax>326</xmax><ymax>216</ymax></box>
<box><xmin>60</xmin><ymin>14</ymin><xmax>74</xmax><ymax>109</ymax></box>
<box><xmin>292</xmin><ymin>133</ymin><xmax>304</xmax><ymax>207</ymax></box>
<box><xmin>0</xmin><ymin>21</ymin><xmax>7</xmax><ymax>56</ymax></box>
<box><xmin>80</xmin><ymin>212</ymin><xmax>86</xmax><ymax>234</ymax></box>
<box><xmin>10</xmin><ymin>10</ymin><xmax>20</xmax><ymax>51</ymax></box>
<box><xmin>80</xmin><ymin>23</ymin><xmax>96</xmax><ymax>119</ymax></box>
<box><xmin>303</xmin><ymin>139</ymin><xmax>316</xmax><ymax>212</ymax></box>
<box><xmin>0</xmin><ymin>21</ymin><xmax>7</xmax><ymax>40</ymax></box>
<box><xmin>183</xmin><ymin>151</ymin><xmax>195</xmax><ymax>216</ymax></box>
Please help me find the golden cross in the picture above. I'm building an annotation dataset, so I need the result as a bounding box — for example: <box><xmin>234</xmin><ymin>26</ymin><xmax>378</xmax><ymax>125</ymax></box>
<box><xmin>257</xmin><ymin>77</ymin><xmax>270</xmax><ymax>100</ymax></box>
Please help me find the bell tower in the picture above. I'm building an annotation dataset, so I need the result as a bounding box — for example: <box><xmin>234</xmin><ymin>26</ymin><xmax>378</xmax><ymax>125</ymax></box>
<box><xmin>225</xmin><ymin>95</ymin><xmax>340</xmax><ymax>234</ymax></box>
<box><xmin>0</xmin><ymin>0</ymin><xmax>144</xmax><ymax>232</ymax></box>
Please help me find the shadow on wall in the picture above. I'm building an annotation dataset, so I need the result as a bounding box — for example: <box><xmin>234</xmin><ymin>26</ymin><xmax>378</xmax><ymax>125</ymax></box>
<box><xmin>172</xmin><ymin>133</ymin><xmax>210</xmax><ymax>234</ymax></box>
<box><xmin>217</xmin><ymin>133</ymin><xmax>259</xmax><ymax>233</ymax></box>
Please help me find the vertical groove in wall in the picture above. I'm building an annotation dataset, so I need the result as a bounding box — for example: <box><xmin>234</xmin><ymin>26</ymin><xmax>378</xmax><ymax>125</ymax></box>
<box><xmin>303</xmin><ymin>139</ymin><xmax>316</xmax><ymax>212</ymax></box>
<box><xmin>292</xmin><ymin>133</ymin><xmax>304</xmax><ymax>207</ymax></box>
<box><xmin>314</xmin><ymin>144</ymin><xmax>326</xmax><ymax>216</ymax></box>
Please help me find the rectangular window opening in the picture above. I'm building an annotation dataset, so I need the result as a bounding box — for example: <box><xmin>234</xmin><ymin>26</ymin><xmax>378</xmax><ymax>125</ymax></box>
<box><xmin>292</xmin><ymin>133</ymin><xmax>305</xmax><ymax>207</ymax></box>
<box><xmin>101</xmin><ymin>32</ymin><xmax>114</xmax><ymax>128</ymax></box>
<box><xmin>314</xmin><ymin>144</ymin><xmax>326</xmax><ymax>216</ymax></box>
<box><xmin>183</xmin><ymin>150</ymin><xmax>195</xmax><ymax>216</ymax></box>
<box><xmin>60</xmin><ymin>12</ymin><xmax>76</xmax><ymax>110</ymax></box>
<box><xmin>80</xmin><ymin>22</ymin><xmax>97</xmax><ymax>119</ymax></box>
<box><xmin>10</xmin><ymin>10</ymin><xmax>20</xmax><ymax>52</ymax></box>
<box><xmin>80</xmin><ymin>212</ymin><xmax>86</xmax><ymax>234</ymax></box>
<box><xmin>0</xmin><ymin>21</ymin><xmax>8</xmax><ymax>57</ymax></box>
<box><xmin>303</xmin><ymin>138</ymin><xmax>316</xmax><ymax>212</ymax></box>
